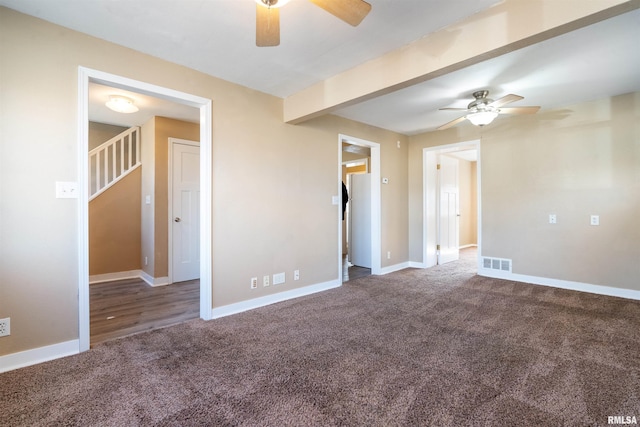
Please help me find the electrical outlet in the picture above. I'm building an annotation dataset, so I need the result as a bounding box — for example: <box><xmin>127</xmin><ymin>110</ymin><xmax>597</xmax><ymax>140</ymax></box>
<box><xmin>590</xmin><ymin>215</ymin><xmax>600</xmax><ymax>226</ymax></box>
<box><xmin>0</xmin><ymin>318</ymin><xmax>10</xmax><ymax>337</ymax></box>
<box><xmin>387</xmin><ymin>251</ymin><xmax>391</xmax><ymax>259</ymax></box>
<box><xmin>294</xmin><ymin>270</ymin><xmax>300</xmax><ymax>281</ymax></box>
<box><xmin>250</xmin><ymin>277</ymin><xmax>258</xmax><ymax>289</ymax></box>
<box><xmin>263</xmin><ymin>275</ymin><xmax>270</xmax><ymax>287</ymax></box>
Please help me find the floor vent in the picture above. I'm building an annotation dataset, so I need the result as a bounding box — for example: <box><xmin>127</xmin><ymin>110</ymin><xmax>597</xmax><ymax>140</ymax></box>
<box><xmin>482</xmin><ymin>257</ymin><xmax>512</xmax><ymax>273</ymax></box>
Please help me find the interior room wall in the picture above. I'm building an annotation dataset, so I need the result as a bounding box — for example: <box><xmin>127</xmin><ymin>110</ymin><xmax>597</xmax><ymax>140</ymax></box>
<box><xmin>89</xmin><ymin>168</ymin><xmax>142</xmax><ymax>275</ymax></box>
<box><xmin>141</xmin><ymin>118</ymin><xmax>156</xmax><ymax>278</ymax></box>
<box><xmin>409</xmin><ymin>92</ymin><xmax>640</xmax><ymax>291</ymax></box>
<box><xmin>88</xmin><ymin>122</ymin><xmax>128</xmax><ymax>151</ymax></box>
<box><xmin>152</xmin><ymin>117</ymin><xmax>200</xmax><ymax>278</ymax></box>
<box><xmin>0</xmin><ymin>7</ymin><xmax>408</xmax><ymax>357</ymax></box>
<box><xmin>456</xmin><ymin>157</ymin><xmax>477</xmax><ymax>247</ymax></box>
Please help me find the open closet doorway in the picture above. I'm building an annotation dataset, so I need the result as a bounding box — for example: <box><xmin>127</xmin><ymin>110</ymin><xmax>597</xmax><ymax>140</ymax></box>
<box><xmin>78</xmin><ymin>67</ymin><xmax>212</xmax><ymax>352</ymax></box>
<box><xmin>423</xmin><ymin>140</ymin><xmax>480</xmax><ymax>270</ymax></box>
<box><xmin>338</xmin><ymin>134</ymin><xmax>381</xmax><ymax>283</ymax></box>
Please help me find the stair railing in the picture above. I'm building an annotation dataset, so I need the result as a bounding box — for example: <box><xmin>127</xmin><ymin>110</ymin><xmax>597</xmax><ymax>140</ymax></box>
<box><xmin>89</xmin><ymin>126</ymin><xmax>141</xmax><ymax>201</ymax></box>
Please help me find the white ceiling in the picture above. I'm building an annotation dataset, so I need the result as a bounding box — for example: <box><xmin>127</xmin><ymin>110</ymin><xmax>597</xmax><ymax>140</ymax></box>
<box><xmin>2</xmin><ymin>0</ymin><xmax>639</xmax><ymax>134</ymax></box>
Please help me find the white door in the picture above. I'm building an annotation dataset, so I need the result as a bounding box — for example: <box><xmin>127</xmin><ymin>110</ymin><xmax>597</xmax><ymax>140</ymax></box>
<box><xmin>438</xmin><ymin>155</ymin><xmax>459</xmax><ymax>264</ymax></box>
<box><xmin>350</xmin><ymin>173</ymin><xmax>372</xmax><ymax>268</ymax></box>
<box><xmin>172</xmin><ymin>142</ymin><xmax>200</xmax><ymax>282</ymax></box>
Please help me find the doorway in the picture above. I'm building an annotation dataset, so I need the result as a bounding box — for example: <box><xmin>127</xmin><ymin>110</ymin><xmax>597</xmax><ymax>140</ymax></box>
<box><xmin>338</xmin><ymin>134</ymin><xmax>381</xmax><ymax>283</ymax></box>
<box><xmin>78</xmin><ymin>67</ymin><xmax>213</xmax><ymax>352</ymax></box>
<box><xmin>423</xmin><ymin>140</ymin><xmax>480</xmax><ymax>269</ymax></box>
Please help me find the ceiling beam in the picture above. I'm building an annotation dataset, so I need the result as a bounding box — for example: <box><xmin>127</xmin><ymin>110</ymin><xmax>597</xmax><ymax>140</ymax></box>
<box><xmin>283</xmin><ymin>0</ymin><xmax>640</xmax><ymax>124</ymax></box>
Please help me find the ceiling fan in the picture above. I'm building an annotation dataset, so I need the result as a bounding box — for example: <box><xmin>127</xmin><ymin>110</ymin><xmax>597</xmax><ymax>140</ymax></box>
<box><xmin>437</xmin><ymin>90</ymin><xmax>540</xmax><ymax>130</ymax></box>
<box><xmin>256</xmin><ymin>0</ymin><xmax>372</xmax><ymax>47</ymax></box>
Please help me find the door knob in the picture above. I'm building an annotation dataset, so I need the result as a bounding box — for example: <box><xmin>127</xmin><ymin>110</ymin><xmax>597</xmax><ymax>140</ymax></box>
<box><xmin>174</xmin><ymin>217</ymin><xmax>181</xmax><ymax>222</ymax></box>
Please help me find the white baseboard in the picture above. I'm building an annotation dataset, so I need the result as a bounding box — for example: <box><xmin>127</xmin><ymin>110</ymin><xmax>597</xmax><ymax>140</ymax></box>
<box><xmin>479</xmin><ymin>269</ymin><xmax>640</xmax><ymax>301</ymax></box>
<box><xmin>212</xmin><ymin>279</ymin><xmax>341</xmax><ymax>319</ymax></box>
<box><xmin>380</xmin><ymin>262</ymin><xmax>410</xmax><ymax>275</ymax></box>
<box><xmin>89</xmin><ymin>270</ymin><xmax>141</xmax><ymax>284</ymax></box>
<box><xmin>90</xmin><ymin>269</ymin><xmax>170</xmax><ymax>287</ymax></box>
<box><xmin>460</xmin><ymin>244</ymin><xmax>478</xmax><ymax>249</ymax></box>
<box><xmin>140</xmin><ymin>270</ymin><xmax>171</xmax><ymax>287</ymax></box>
<box><xmin>0</xmin><ymin>340</ymin><xmax>79</xmax><ymax>373</ymax></box>
<box><xmin>408</xmin><ymin>261</ymin><xmax>428</xmax><ymax>268</ymax></box>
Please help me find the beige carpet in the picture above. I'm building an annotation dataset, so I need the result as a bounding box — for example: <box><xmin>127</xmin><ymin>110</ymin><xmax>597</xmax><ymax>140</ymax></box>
<box><xmin>1</xmin><ymin>249</ymin><xmax>639</xmax><ymax>426</ymax></box>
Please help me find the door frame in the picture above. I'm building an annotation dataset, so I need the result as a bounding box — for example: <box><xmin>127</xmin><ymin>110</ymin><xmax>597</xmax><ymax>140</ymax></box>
<box><xmin>168</xmin><ymin>137</ymin><xmax>200</xmax><ymax>284</ymax></box>
<box><xmin>342</xmin><ymin>158</ymin><xmax>369</xmax><ymax>262</ymax></box>
<box><xmin>422</xmin><ymin>139</ymin><xmax>481</xmax><ymax>269</ymax></box>
<box><xmin>338</xmin><ymin>134</ymin><xmax>381</xmax><ymax>281</ymax></box>
<box><xmin>77</xmin><ymin>67</ymin><xmax>213</xmax><ymax>352</ymax></box>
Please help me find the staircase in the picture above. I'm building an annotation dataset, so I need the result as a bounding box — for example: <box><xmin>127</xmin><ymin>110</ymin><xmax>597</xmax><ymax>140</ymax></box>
<box><xmin>89</xmin><ymin>126</ymin><xmax>141</xmax><ymax>201</ymax></box>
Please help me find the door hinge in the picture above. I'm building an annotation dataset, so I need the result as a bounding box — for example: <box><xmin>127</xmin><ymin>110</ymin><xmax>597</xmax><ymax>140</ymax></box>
<box><xmin>437</xmin><ymin>164</ymin><xmax>441</xmax><ymax>170</ymax></box>
<box><xmin>436</xmin><ymin>244</ymin><xmax>440</xmax><ymax>250</ymax></box>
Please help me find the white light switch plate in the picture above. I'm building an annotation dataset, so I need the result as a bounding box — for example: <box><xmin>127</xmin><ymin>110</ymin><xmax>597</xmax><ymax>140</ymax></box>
<box><xmin>56</xmin><ymin>181</ymin><xmax>78</xmax><ymax>199</ymax></box>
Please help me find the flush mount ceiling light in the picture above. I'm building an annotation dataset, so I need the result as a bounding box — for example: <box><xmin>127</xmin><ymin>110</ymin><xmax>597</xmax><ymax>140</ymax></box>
<box><xmin>105</xmin><ymin>95</ymin><xmax>139</xmax><ymax>114</ymax></box>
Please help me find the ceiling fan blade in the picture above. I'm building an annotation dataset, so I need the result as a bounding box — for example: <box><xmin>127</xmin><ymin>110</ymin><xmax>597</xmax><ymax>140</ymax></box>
<box><xmin>256</xmin><ymin>4</ymin><xmax>280</xmax><ymax>47</ymax></box>
<box><xmin>308</xmin><ymin>0</ymin><xmax>372</xmax><ymax>26</ymax></box>
<box><xmin>489</xmin><ymin>94</ymin><xmax>523</xmax><ymax>108</ymax></box>
<box><xmin>499</xmin><ymin>106</ymin><xmax>541</xmax><ymax>115</ymax></box>
<box><xmin>437</xmin><ymin>116</ymin><xmax>467</xmax><ymax>131</ymax></box>
<box><xmin>439</xmin><ymin>107</ymin><xmax>468</xmax><ymax>111</ymax></box>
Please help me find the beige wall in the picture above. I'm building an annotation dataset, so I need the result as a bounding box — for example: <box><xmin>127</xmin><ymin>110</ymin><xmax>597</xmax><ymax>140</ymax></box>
<box><xmin>410</xmin><ymin>92</ymin><xmax>640</xmax><ymax>291</ymax></box>
<box><xmin>457</xmin><ymin>158</ymin><xmax>477</xmax><ymax>247</ymax></box>
<box><xmin>89</xmin><ymin>168</ymin><xmax>142</xmax><ymax>275</ymax></box>
<box><xmin>88</xmin><ymin>122</ymin><xmax>128</xmax><ymax>151</ymax></box>
<box><xmin>153</xmin><ymin>117</ymin><xmax>200</xmax><ymax>278</ymax></box>
<box><xmin>0</xmin><ymin>8</ymin><xmax>408</xmax><ymax>356</ymax></box>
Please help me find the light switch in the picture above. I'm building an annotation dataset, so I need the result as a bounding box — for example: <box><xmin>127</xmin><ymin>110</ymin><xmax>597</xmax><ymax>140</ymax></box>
<box><xmin>549</xmin><ymin>214</ymin><xmax>557</xmax><ymax>224</ymax></box>
<box><xmin>590</xmin><ymin>215</ymin><xmax>600</xmax><ymax>226</ymax></box>
<box><xmin>56</xmin><ymin>181</ymin><xmax>78</xmax><ymax>199</ymax></box>
<box><xmin>145</xmin><ymin>195</ymin><xmax>151</xmax><ymax>204</ymax></box>
<box><xmin>331</xmin><ymin>195</ymin><xmax>339</xmax><ymax>205</ymax></box>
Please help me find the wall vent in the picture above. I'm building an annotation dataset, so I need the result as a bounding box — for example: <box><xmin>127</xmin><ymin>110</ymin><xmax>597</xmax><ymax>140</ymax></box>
<box><xmin>482</xmin><ymin>257</ymin><xmax>512</xmax><ymax>273</ymax></box>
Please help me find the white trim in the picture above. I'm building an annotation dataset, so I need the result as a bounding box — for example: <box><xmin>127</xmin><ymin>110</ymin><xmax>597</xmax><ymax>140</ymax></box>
<box><xmin>408</xmin><ymin>261</ymin><xmax>428</xmax><ymax>268</ymax></box>
<box><xmin>140</xmin><ymin>271</ymin><xmax>171</xmax><ymax>287</ymax></box>
<box><xmin>379</xmin><ymin>262</ymin><xmax>410</xmax><ymax>275</ymax></box>
<box><xmin>89</xmin><ymin>270</ymin><xmax>142</xmax><ymax>284</ymax></box>
<box><xmin>78</xmin><ymin>68</ymin><xmax>91</xmax><ymax>353</ymax></box>
<box><xmin>89</xmin><ymin>270</ymin><xmax>171</xmax><ymax>286</ymax></box>
<box><xmin>478</xmin><ymin>270</ymin><xmax>640</xmax><ymax>301</ymax></box>
<box><xmin>0</xmin><ymin>340</ymin><xmax>79</xmax><ymax>373</ymax></box>
<box><xmin>212</xmin><ymin>279</ymin><xmax>342</xmax><ymax>319</ymax></box>
<box><xmin>78</xmin><ymin>67</ymin><xmax>214</xmax><ymax>353</ymax></box>
<box><xmin>459</xmin><ymin>244</ymin><xmax>478</xmax><ymax>249</ymax></box>
<box><xmin>199</xmin><ymin>101</ymin><xmax>213</xmax><ymax>321</ymax></box>
<box><xmin>338</xmin><ymin>134</ymin><xmax>381</xmax><ymax>283</ymax></box>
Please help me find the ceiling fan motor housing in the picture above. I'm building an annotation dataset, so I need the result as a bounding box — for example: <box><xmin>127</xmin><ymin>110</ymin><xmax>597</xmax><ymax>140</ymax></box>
<box><xmin>468</xmin><ymin>90</ymin><xmax>494</xmax><ymax>111</ymax></box>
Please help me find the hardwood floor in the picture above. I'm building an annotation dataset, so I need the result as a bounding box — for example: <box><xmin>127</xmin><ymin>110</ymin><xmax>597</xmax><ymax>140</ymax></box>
<box><xmin>342</xmin><ymin>255</ymin><xmax>371</xmax><ymax>282</ymax></box>
<box><xmin>90</xmin><ymin>278</ymin><xmax>200</xmax><ymax>346</ymax></box>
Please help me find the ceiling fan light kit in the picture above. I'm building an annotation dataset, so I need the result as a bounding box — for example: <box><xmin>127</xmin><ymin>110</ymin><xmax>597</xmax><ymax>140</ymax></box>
<box><xmin>256</xmin><ymin>0</ymin><xmax>372</xmax><ymax>47</ymax></box>
<box><xmin>256</xmin><ymin>0</ymin><xmax>291</xmax><ymax>8</ymax></box>
<box><xmin>437</xmin><ymin>90</ymin><xmax>540</xmax><ymax>130</ymax></box>
<box><xmin>467</xmin><ymin>110</ymin><xmax>498</xmax><ymax>126</ymax></box>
